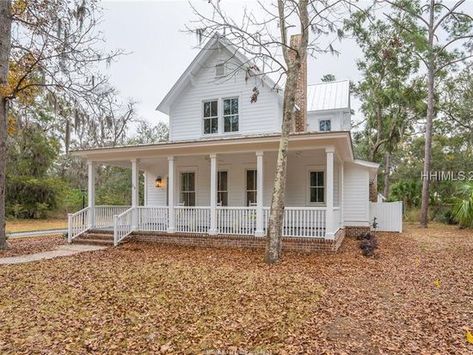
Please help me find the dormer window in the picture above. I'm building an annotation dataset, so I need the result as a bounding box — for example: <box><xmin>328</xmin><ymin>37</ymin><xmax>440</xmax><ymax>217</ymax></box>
<box><xmin>215</xmin><ymin>63</ymin><xmax>225</xmax><ymax>77</ymax></box>
<box><xmin>319</xmin><ymin>119</ymin><xmax>331</xmax><ymax>132</ymax></box>
<box><xmin>203</xmin><ymin>100</ymin><xmax>218</xmax><ymax>134</ymax></box>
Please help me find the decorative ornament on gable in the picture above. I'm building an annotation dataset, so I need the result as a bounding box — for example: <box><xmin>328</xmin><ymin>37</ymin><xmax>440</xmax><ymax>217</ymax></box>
<box><xmin>155</xmin><ymin>176</ymin><xmax>165</xmax><ymax>189</ymax></box>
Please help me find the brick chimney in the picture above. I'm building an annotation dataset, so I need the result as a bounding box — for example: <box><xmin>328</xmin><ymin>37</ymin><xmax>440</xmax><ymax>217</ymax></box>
<box><xmin>289</xmin><ymin>34</ymin><xmax>307</xmax><ymax>133</ymax></box>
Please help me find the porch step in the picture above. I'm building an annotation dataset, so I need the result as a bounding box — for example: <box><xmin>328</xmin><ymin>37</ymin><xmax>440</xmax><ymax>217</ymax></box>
<box><xmin>73</xmin><ymin>230</ymin><xmax>114</xmax><ymax>246</ymax></box>
<box><xmin>73</xmin><ymin>238</ymin><xmax>114</xmax><ymax>246</ymax></box>
<box><xmin>81</xmin><ymin>233</ymin><xmax>114</xmax><ymax>241</ymax></box>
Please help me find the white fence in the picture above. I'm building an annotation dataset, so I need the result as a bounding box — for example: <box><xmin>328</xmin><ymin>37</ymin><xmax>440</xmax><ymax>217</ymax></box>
<box><xmin>369</xmin><ymin>201</ymin><xmax>403</xmax><ymax>232</ymax></box>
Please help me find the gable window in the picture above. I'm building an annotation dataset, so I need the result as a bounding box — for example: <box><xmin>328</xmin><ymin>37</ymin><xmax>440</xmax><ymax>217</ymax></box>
<box><xmin>246</xmin><ymin>169</ymin><xmax>257</xmax><ymax>206</ymax></box>
<box><xmin>215</xmin><ymin>63</ymin><xmax>225</xmax><ymax>77</ymax></box>
<box><xmin>309</xmin><ymin>171</ymin><xmax>325</xmax><ymax>203</ymax></box>
<box><xmin>319</xmin><ymin>119</ymin><xmax>331</xmax><ymax>132</ymax></box>
<box><xmin>180</xmin><ymin>172</ymin><xmax>196</xmax><ymax>206</ymax></box>
<box><xmin>203</xmin><ymin>100</ymin><xmax>218</xmax><ymax>134</ymax></box>
<box><xmin>223</xmin><ymin>98</ymin><xmax>239</xmax><ymax>133</ymax></box>
<box><xmin>217</xmin><ymin>171</ymin><xmax>228</xmax><ymax>206</ymax></box>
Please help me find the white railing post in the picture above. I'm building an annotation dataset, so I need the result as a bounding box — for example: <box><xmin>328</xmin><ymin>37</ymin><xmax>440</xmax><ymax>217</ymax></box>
<box><xmin>325</xmin><ymin>147</ymin><xmax>335</xmax><ymax>238</ymax></box>
<box><xmin>209</xmin><ymin>154</ymin><xmax>218</xmax><ymax>235</ymax></box>
<box><xmin>255</xmin><ymin>151</ymin><xmax>265</xmax><ymax>237</ymax></box>
<box><xmin>113</xmin><ymin>215</ymin><xmax>118</xmax><ymax>246</ymax></box>
<box><xmin>67</xmin><ymin>213</ymin><xmax>73</xmax><ymax>243</ymax></box>
<box><xmin>167</xmin><ymin>156</ymin><xmax>176</xmax><ymax>233</ymax></box>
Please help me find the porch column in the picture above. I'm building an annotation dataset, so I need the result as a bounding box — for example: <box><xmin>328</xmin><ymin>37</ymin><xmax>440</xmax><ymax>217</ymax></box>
<box><xmin>209</xmin><ymin>154</ymin><xmax>218</xmax><ymax>235</ymax></box>
<box><xmin>87</xmin><ymin>161</ymin><xmax>96</xmax><ymax>228</ymax></box>
<box><xmin>167</xmin><ymin>156</ymin><xmax>176</xmax><ymax>233</ymax></box>
<box><xmin>131</xmin><ymin>159</ymin><xmax>139</xmax><ymax>229</ymax></box>
<box><xmin>326</xmin><ymin>147</ymin><xmax>335</xmax><ymax>238</ymax></box>
<box><xmin>255</xmin><ymin>151</ymin><xmax>264</xmax><ymax>237</ymax></box>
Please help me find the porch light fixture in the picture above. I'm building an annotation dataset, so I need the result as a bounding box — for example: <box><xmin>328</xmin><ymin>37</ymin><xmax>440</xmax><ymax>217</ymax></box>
<box><xmin>155</xmin><ymin>176</ymin><xmax>165</xmax><ymax>188</ymax></box>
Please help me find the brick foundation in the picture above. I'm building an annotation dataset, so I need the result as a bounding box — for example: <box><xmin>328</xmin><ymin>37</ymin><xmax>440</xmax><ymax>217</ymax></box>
<box><xmin>345</xmin><ymin>226</ymin><xmax>370</xmax><ymax>238</ymax></box>
<box><xmin>131</xmin><ymin>229</ymin><xmax>345</xmax><ymax>253</ymax></box>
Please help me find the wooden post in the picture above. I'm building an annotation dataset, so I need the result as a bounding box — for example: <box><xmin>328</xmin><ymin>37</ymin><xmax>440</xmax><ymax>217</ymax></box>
<box><xmin>255</xmin><ymin>151</ymin><xmax>264</xmax><ymax>237</ymax></box>
<box><xmin>87</xmin><ymin>161</ymin><xmax>96</xmax><ymax>228</ymax></box>
<box><xmin>325</xmin><ymin>147</ymin><xmax>334</xmax><ymax>238</ymax></box>
<box><xmin>209</xmin><ymin>154</ymin><xmax>218</xmax><ymax>235</ymax></box>
<box><xmin>167</xmin><ymin>156</ymin><xmax>176</xmax><ymax>233</ymax></box>
<box><xmin>67</xmin><ymin>213</ymin><xmax>72</xmax><ymax>243</ymax></box>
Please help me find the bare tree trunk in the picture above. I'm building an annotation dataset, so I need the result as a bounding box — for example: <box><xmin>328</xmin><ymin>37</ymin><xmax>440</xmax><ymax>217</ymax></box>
<box><xmin>265</xmin><ymin>72</ymin><xmax>297</xmax><ymax>264</ymax></box>
<box><xmin>420</xmin><ymin>65</ymin><xmax>434</xmax><ymax>227</ymax></box>
<box><xmin>383</xmin><ymin>152</ymin><xmax>391</xmax><ymax>198</ymax></box>
<box><xmin>0</xmin><ymin>0</ymin><xmax>12</xmax><ymax>250</ymax></box>
<box><xmin>420</xmin><ymin>1</ymin><xmax>435</xmax><ymax>228</ymax></box>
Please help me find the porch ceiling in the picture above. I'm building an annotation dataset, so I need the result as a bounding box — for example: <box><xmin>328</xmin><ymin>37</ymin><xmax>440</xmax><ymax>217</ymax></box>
<box><xmin>71</xmin><ymin>131</ymin><xmax>354</xmax><ymax>163</ymax></box>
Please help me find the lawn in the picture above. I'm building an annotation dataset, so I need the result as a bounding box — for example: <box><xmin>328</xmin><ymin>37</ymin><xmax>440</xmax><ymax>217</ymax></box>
<box><xmin>1</xmin><ymin>235</ymin><xmax>66</xmax><ymax>257</ymax></box>
<box><xmin>6</xmin><ymin>218</ymin><xmax>67</xmax><ymax>233</ymax></box>
<box><xmin>0</xmin><ymin>224</ymin><xmax>472</xmax><ymax>353</ymax></box>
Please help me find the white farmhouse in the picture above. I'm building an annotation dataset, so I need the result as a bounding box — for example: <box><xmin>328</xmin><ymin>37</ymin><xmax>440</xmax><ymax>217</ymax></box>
<box><xmin>69</xmin><ymin>34</ymin><xmax>386</xmax><ymax>252</ymax></box>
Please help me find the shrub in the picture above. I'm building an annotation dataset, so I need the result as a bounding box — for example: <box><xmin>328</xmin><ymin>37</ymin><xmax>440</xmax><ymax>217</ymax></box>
<box><xmin>452</xmin><ymin>183</ymin><xmax>473</xmax><ymax>228</ymax></box>
<box><xmin>358</xmin><ymin>232</ymin><xmax>378</xmax><ymax>257</ymax></box>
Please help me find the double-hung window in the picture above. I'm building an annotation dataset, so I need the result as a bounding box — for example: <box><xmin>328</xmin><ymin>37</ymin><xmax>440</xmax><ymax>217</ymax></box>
<box><xmin>246</xmin><ymin>169</ymin><xmax>257</xmax><ymax>206</ymax></box>
<box><xmin>223</xmin><ymin>98</ymin><xmax>239</xmax><ymax>133</ymax></box>
<box><xmin>217</xmin><ymin>171</ymin><xmax>228</xmax><ymax>206</ymax></box>
<box><xmin>203</xmin><ymin>100</ymin><xmax>218</xmax><ymax>134</ymax></box>
<box><xmin>180</xmin><ymin>172</ymin><xmax>196</xmax><ymax>206</ymax></box>
<box><xmin>309</xmin><ymin>171</ymin><xmax>325</xmax><ymax>204</ymax></box>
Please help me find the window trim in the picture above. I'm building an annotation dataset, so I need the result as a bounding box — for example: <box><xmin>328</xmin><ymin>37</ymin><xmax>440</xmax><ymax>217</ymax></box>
<box><xmin>178</xmin><ymin>168</ymin><xmax>197</xmax><ymax>206</ymax></box>
<box><xmin>245</xmin><ymin>168</ymin><xmax>258</xmax><ymax>206</ymax></box>
<box><xmin>202</xmin><ymin>99</ymin><xmax>219</xmax><ymax>135</ymax></box>
<box><xmin>215</xmin><ymin>62</ymin><xmax>225</xmax><ymax>77</ymax></box>
<box><xmin>223</xmin><ymin>97</ymin><xmax>239</xmax><ymax>133</ymax></box>
<box><xmin>319</xmin><ymin>119</ymin><xmax>332</xmax><ymax>132</ymax></box>
<box><xmin>217</xmin><ymin>170</ymin><xmax>228</xmax><ymax>206</ymax></box>
<box><xmin>306</xmin><ymin>166</ymin><xmax>326</xmax><ymax>206</ymax></box>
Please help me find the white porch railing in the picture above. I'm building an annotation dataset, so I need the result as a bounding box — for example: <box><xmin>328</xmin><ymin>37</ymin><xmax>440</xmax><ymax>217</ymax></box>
<box><xmin>282</xmin><ymin>207</ymin><xmax>326</xmax><ymax>238</ymax></box>
<box><xmin>113</xmin><ymin>207</ymin><xmax>135</xmax><ymax>246</ymax></box>
<box><xmin>217</xmin><ymin>207</ymin><xmax>257</xmax><ymax>235</ymax></box>
<box><xmin>95</xmin><ymin>206</ymin><xmax>131</xmax><ymax>229</ymax></box>
<box><xmin>136</xmin><ymin>206</ymin><xmax>169</xmax><ymax>232</ymax></box>
<box><xmin>175</xmin><ymin>206</ymin><xmax>211</xmax><ymax>233</ymax></box>
<box><xmin>67</xmin><ymin>207</ymin><xmax>90</xmax><ymax>242</ymax></box>
<box><xmin>70</xmin><ymin>205</ymin><xmax>339</xmax><ymax>244</ymax></box>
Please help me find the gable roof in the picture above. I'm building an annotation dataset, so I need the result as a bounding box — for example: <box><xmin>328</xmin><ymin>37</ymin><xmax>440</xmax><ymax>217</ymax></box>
<box><xmin>156</xmin><ymin>33</ymin><xmax>282</xmax><ymax>115</ymax></box>
<box><xmin>307</xmin><ymin>80</ymin><xmax>350</xmax><ymax>112</ymax></box>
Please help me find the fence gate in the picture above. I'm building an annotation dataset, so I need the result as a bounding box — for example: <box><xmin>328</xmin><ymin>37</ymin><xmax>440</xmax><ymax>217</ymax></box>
<box><xmin>369</xmin><ymin>201</ymin><xmax>403</xmax><ymax>232</ymax></box>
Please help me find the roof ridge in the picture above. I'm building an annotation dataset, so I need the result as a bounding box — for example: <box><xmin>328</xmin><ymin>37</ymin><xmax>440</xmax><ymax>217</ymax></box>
<box><xmin>307</xmin><ymin>79</ymin><xmax>349</xmax><ymax>86</ymax></box>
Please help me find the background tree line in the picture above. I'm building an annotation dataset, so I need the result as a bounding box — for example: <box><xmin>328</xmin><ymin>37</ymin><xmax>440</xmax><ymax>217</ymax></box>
<box><xmin>0</xmin><ymin>0</ymin><xmax>168</xmax><ymax>228</ymax></box>
<box><xmin>347</xmin><ymin>0</ymin><xmax>473</xmax><ymax>227</ymax></box>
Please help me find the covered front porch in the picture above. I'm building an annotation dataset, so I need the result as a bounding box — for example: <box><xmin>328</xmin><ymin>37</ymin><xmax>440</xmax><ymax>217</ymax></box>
<box><xmin>68</xmin><ymin>133</ymin><xmax>351</xmax><ymax>246</ymax></box>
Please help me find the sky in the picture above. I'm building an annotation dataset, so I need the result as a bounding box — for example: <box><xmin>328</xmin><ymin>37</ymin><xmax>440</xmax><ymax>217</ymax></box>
<box><xmin>96</xmin><ymin>0</ymin><xmax>472</xmax><ymax>130</ymax></box>
<box><xmin>98</xmin><ymin>0</ymin><xmax>367</xmax><ymax>127</ymax></box>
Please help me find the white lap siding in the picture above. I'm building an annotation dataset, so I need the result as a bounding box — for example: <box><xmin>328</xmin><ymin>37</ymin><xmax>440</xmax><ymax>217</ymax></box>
<box><xmin>169</xmin><ymin>48</ymin><xmax>281</xmax><ymax>142</ymax></box>
<box><xmin>143</xmin><ymin>150</ymin><xmax>340</xmax><ymax>208</ymax></box>
<box><xmin>343</xmin><ymin>163</ymin><xmax>370</xmax><ymax>226</ymax></box>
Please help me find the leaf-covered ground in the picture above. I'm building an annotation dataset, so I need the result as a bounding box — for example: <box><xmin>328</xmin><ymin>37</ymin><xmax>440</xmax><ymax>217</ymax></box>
<box><xmin>0</xmin><ymin>235</ymin><xmax>66</xmax><ymax>257</ymax></box>
<box><xmin>6</xmin><ymin>218</ymin><xmax>67</xmax><ymax>233</ymax></box>
<box><xmin>0</xmin><ymin>223</ymin><xmax>472</xmax><ymax>353</ymax></box>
